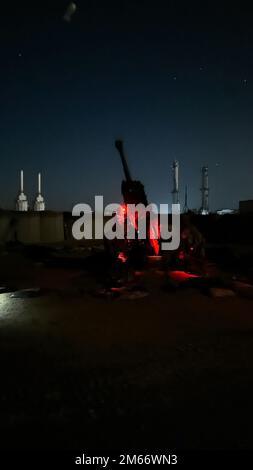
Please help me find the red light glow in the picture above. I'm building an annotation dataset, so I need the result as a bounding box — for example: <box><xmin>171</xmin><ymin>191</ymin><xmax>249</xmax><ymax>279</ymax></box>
<box><xmin>118</xmin><ymin>252</ymin><xmax>127</xmax><ymax>263</ymax></box>
<box><xmin>116</xmin><ymin>203</ymin><xmax>160</xmax><ymax>256</ymax></box>
<box><xmin>169</xmin><ymin>271</ymin><xmax>200</xmax><ymax>283</ymax></box>
<box><xmin>178</xmin><ymin>251</ymin><xmax>185</xmax><ymax>260</ymax></box>
<box><xmin>149</xmin><ymin>219</ymin><xmax>160</xmax><ymax>255</ymax></box>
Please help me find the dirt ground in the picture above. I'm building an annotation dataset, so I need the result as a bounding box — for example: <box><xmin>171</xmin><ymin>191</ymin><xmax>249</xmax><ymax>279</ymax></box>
<box><xmin>0</xmin><ymin>251</ymin><xmax>253</xmax><ymax>450</ymax></box>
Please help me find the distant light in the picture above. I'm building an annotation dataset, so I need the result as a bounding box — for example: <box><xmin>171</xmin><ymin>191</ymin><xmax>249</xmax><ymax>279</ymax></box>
<box><xmin>0</xmin><ymin>293</ymin><xmax>25</xmax><ymax>320</ymax></box>
<box><xmin>0</xmin><ymin>294</ymin><xmax>11</xmax><ymax>317</ymax></box>
<box><xmin>216</xmin><ymin>209</ymin><xmax>235</xmax><ymax>215</ymax></box>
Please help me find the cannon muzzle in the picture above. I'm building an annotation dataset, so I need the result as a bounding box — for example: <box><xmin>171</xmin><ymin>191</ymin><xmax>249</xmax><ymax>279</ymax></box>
<box><xmin>115</xmin><ymin>139</ymin><xmax>132</xmax><ymax>182</ymax></box>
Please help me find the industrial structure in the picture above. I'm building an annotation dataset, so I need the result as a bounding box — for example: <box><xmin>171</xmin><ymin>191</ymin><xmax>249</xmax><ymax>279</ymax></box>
<box><xmin>34</xmin><ymin>172</ymin><xmax>45</xmax><ymax>211</ymax></box>
<box><xmin>200</xmin><ymin>166</ymin><xmax>209</xmax><ymax>215</ymax></box>
<box><xmin>170</xmin><ymin>161</ymin><xmax>211</xmax><ymax>214</ymax></box>
<box><xmin>0</xmin><ymin>168</ymin><xmax>64</xmax><ymax>245</ymax></box>
<box><xmin>15</xmin><ymin>170</ymin><xmax>46</xmax><ymax>212</ymax></box>
<box><xmin>172</xmin><ymin>160</ymin><xmax>179</xmax><ymax>205</ymax></box>
<box><xmin>16</xmin><ymin>170</ymin><xmax>28</xmax><ymax>212</ymax></box>
<box><xmin>183</xmin><ymin>185</ymin><xmax>188</xmax><ymax>213</ymax></box>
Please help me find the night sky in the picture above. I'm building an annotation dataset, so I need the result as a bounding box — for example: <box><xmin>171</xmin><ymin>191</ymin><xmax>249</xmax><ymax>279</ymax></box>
<box><xmin>0</xmin><ymin>1</ymin><xmax>253</xmax><ymax>211</ymax></box>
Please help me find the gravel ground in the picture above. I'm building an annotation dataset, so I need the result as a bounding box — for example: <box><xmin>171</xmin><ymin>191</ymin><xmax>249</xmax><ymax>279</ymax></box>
<box><xmin>0</xmin><ymin>253</ymin><xmax>253</xmax><ymax>450</ymax></box>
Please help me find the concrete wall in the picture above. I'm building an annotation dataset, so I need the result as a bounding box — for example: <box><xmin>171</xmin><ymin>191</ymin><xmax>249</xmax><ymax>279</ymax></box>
<box><xmin>0</xmin><ymin>213</ymin><xmax>14</xmax><ymax>243</ymax></box>
<box><xmin>17</xmin><ymin>213</ymin><xmax>41</xmax><ymax>243</ymax></box>
<box><xmin>0</xmin><ymin>211</ymin><xmax>64</xmax><ymax>244</ymax></box>
<box><xmin>40</xmin><ymin>212</ymin><xmax>64</xmax><ymax>243</ymax></box>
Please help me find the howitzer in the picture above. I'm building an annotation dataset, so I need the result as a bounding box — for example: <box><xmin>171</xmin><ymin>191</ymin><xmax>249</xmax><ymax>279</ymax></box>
<box><xmin>111</xmin><ymin>140</ymin><xmax>204</xmax><ymax>267</ymax></box>
<box><xmin>115</xmin><ymin>140</ymin><xmax>148</xmax><ymax>206</ymax></box>
<box><xmin>115</xmin><ymin>139</ymin><xmax>160</xmax><ymax>256</ymax></box>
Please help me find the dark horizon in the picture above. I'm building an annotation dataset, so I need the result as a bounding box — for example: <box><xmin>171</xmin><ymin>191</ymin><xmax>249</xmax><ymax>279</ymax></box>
<box><xmin>0</xmin><ymin>1</ymin><xmax>253</xmax><ymax>211</ymax></box>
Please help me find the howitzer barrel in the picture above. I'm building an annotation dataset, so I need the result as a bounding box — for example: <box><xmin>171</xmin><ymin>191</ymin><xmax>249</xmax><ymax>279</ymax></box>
<box><xmin>115</xmin><ymin>139</ymin><xmax>132</xmax><ymax>182</ymax></box>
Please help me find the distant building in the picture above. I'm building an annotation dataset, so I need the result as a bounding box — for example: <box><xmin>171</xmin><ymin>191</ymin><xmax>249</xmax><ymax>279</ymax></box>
<box><xmin>216</xmin><ymin>209</ymin><xmax>235</xmax><ymax>215</ymax></box>
<box><xmin>239</xmin><ymin>200</ymin><xmax>253</xmax><ymax>214</ymax></box>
